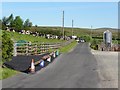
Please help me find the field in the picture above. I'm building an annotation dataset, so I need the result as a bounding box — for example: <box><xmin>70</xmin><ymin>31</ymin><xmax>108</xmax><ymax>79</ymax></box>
<box><xmin>31</xmin><ymin>26</ymin><xmax>118</xmax><ymax>38</ymax></box>
<box><xmin>2</xmin><ymin>30</ymin><xmax>65</xmax><ymax>43</ymax></box>
<box><xmin>30</xmin><ymin>27</ymin><xmax>119</xmax><ymax>44</ymax></box>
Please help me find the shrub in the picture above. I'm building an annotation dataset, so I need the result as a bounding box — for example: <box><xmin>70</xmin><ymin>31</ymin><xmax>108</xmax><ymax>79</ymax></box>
<box><xmin>80</xmin><ymin>35</ymin><xmax>92</xmax><ymax>42</ymax></box>
<box><xmin>2</xmin><ymin>32</ymin><xmax>13</xmax><ymax>63</ymax></box>
<box><xmin>90</xmin><ymin>39</ymin><xmax>99</xmax><ymax>50</ymax></box>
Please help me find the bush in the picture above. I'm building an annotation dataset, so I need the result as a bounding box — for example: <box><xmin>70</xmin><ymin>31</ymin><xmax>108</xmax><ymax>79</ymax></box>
<box><xmin>90</xmin><ymin>39</ymin><xmax>99</xmax><ymax>50</ymax></box>
<box><xmin>2</xmin><ymin>32</ymin><xmax>13</xmax><ymax>63</ymax></box>
<box><xmin>90</xmin><ymin>44</ymin><xmax>98</xmax><ymax>50</ymax></box>
<box><xmin>80</xmin><ymin>35</ymin><xmax>92</xmax><ymax>42</ymax></box>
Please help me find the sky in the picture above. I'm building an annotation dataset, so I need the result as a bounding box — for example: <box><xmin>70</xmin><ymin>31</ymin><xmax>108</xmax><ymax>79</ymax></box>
<box><xmin>1</xmin><ymin>2</ymin><xmax>118</xmax><ymax>29</ymax></box>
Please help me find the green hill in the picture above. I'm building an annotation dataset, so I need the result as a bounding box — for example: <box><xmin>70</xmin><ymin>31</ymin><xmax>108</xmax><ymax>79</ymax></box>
<box><xmin>2</xmin><ymin>30</ymin><xmax>65</xmax><ymax>43</ymax></box>
<box><xmin>30</xmin><ymin>26</ymin><xmax>118</xmax><ymax>38</ymax></box>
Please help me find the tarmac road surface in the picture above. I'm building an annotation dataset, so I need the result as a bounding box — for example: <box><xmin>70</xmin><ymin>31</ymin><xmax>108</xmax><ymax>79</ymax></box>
<box><xmin>3</xmin><ymin>43</ymin><xmax>101</xmax><ymax>88</ymax></box>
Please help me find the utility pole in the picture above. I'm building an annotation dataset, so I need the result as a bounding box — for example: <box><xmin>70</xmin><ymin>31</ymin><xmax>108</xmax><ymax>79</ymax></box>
<box><xmin>91</xmin><ymin>25</ymin><xmax>92</xmax><ymax>38</ymax></box>
<box><xmin>62</xmin><ymin>11</ymin><xmax>64</xmax><ymax>39</ymax></box>
<box><xmin>72</xmin><ymin>19</ymin><xmax>73</xmax><ymax>36</ymax></box>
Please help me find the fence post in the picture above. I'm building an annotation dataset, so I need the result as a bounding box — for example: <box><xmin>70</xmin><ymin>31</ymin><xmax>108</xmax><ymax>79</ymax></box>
<box><xmin>34</xmin><ymin>44</ymin><xmax>37</xmax><ymax>55</ymax></box>
<box><xmin>13</xmin><ymin>43</ymin><xmax>17</xmax><ymax>56</ymax></box>
<box><xmin>26</xmin><ymin>43</ymin><xmax>28</xmax><ymax>55</ymax></box>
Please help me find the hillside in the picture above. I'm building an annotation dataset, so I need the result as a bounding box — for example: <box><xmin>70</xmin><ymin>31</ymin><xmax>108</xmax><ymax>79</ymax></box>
<box><xmin>30</xmin><ymin>26</ymin><xmax>118</xmax><ymax>38</ymax></box>
<box><xmin>1</xmin><ymin>26</ymin><xmax>119</xmax><ymax>43</ymax></box>
<box><xmin>2</xmin><ymin>30</ymin><xmax>65</xmax><ymax>43</ymax></box>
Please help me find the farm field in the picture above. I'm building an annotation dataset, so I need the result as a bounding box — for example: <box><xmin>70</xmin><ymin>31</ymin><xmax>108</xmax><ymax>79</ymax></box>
<box><xmin>32</xmin><ymin>26</ymin><xmax>118</xmax><ymax>37</ymax></box>
<box><xmin>2</xmin><ymin>30</ymin><xmax>65</xmax><ymax>43</ymax></box>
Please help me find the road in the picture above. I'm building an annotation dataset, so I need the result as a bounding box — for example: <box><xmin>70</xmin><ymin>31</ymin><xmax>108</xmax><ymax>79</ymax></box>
<box><xmin>3</xmin><ymin>43</ymin><xmax>101</xmax><ymax>88</ymax></box>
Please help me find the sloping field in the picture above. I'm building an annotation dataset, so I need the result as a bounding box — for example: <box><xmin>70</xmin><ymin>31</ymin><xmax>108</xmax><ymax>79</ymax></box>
<box><xmin>2</xmin><ymin>30</ymin><xmax>65</xmax><ymax>43</ymax></box>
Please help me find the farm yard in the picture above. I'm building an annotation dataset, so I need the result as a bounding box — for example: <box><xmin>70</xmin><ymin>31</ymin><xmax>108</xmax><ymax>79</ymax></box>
<box><xmin>1</xmin><ymin>2</ymin><xmax>119</xmax><ymax>88</ymax></box>
<box><xmin>0</xmin><ymin>25</ymin><xmax>119</xmax><ymax>80</ymax></box>
<box><xmin>2</xmin><ymin>30</ymin><xmax>65</xmax><ymax>43</ymax></box>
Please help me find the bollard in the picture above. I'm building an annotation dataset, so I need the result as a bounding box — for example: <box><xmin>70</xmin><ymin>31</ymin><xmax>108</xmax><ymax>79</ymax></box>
<box><xmin>30</xmin><ymin>59</ymin><xmax>35</xmax><ymax>73</ymax></box>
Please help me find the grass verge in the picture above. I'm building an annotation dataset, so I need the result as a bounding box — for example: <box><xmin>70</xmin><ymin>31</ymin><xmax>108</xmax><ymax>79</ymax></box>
<box><xmin>0</xmin><ymin>67</ymin><xmax>18</xmax><ymax>80</ymax></box>
<box><xmin>59</xmin><ymin>41</ymin><xmax>77</xmax><ymax>53</ymax></box>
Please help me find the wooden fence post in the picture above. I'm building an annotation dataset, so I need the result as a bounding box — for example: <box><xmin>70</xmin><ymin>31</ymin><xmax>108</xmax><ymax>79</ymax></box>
<box><xmin>13</xmin><ymin>43</ymin><xmax>17</xmax><ymax>56</ymax></box>
<box><xmin>26</xmin><ymin>43</ymin><xmax>28</xmax><ymax>55</ymax></box>
<box><xmin>34</xmin><ymin>44</ymin><xmax>37</xmax><ymax>55</ymax></box>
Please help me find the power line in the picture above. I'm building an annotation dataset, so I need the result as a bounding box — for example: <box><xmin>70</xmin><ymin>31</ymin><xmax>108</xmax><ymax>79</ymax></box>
<box><xmin>91</xmin><ymin>25</ymin><xmax>92</xmax><ymax>38</ymax></box>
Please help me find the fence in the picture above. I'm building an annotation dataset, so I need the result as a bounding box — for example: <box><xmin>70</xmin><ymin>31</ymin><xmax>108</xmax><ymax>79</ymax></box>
<box><xmin>13</xmin><ymin>39</ymin><xmax>74</xmax><ymax>56</ymax></box>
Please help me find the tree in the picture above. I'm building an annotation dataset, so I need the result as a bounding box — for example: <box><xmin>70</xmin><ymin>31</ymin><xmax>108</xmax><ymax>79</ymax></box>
<box><xmin>2</xmin><ymin>17</ymin><xmax>8</xmax><ymax>30</ymax></box>
<box><xmin>13</xmin><ymin>16</ymin><xmax>23</xmax><ymax>31</ymax></box>
<box><xmin>35</xmin><ymin>25</ymin><xmax>38</xmax><ymax>27</ymax></box>
<box><xmin>23</xmin><ymin>19</ymin><xmax>32</xmax><ymax>30</ymax></box>
<box><xmin>29</xmin><ymin>22</ymin><xmax>32</xmax><ymax>27</ymax></box>
<box><xmin>2</xmin><ymin>32</ymin><xmax>13</xmax><ymax>63</ymax></box>
<box><xmin>24</xmin><ymin>19</ymin><xmax>30</xmax><ymax>27</ymax></box>
<box><xmin>2</xmin><ymin>17</ymin><xmax>8</xmax><ymax>26</ymax></box>
<box><xmin>8</xmin><ymin>14</ymin><xmax>14</xmax><ymax>27</ymax></box>
<box><xmin>6</xmin><ymin>14</ymin><xmax>14</xmax><ymax>26</ymax></box>
<box><xmin>0</xmin><ymin>19</ymin><xmax>2</xmax><ymax>29</ymax></box>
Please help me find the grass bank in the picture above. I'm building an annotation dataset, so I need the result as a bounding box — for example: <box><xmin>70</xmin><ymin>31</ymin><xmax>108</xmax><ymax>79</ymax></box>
<box><xmin>0</xmin><ymin>67</ymin><xmax>18</xmax><ymax>80</ymax></box>
<box><xmin>2</xmin><ymin>30</ymin><xmax>65</xmax><ymax>43</ymax></box>
<box><xmin>59</xmin><ymin>41</ymin><xmax>77</xmax><ymax>53</ymax></box>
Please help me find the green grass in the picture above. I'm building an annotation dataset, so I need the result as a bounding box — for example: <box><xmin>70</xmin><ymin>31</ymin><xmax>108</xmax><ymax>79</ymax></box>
<box><xmin>0</xmin><ymin>67</ymin><xmax>18</xmax><ymax>80</ymax></box>
<box><xmin>2</xmin><ymin>30</ymin><xmax>65</xmax><ymax>43</ymax></box>
<box><xmin>0</xmin><ymin>51</ymin><xmax>2</xmax><ymax>66</ymax></box>
<box><xmin>59</xmin><ymin>41</ymin><xmax>77</xmax><ymax>53</ymax></box>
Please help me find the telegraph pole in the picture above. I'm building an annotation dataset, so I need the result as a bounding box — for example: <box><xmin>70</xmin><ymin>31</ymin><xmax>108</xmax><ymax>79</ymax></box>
<box><xmin>72</xmin><ymin>19</ymin><xmax>73</xmax><ymax>36</ymax></box>
<box><xmin>62</xmin><ymin>11</ymin><xmax>64</xmax><ymax>39</ymax></box>
<box><xmin>91</xmin><ymin>25</ymin><xmax>92</xmax><ymax>38</ymax></box>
